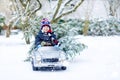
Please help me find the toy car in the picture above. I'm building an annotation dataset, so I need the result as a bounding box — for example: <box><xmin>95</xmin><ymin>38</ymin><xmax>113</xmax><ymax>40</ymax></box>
<box><xmin>31</xmin><ymin>46</ymin><xmax>68</xmax><ymax>71</ymax></box>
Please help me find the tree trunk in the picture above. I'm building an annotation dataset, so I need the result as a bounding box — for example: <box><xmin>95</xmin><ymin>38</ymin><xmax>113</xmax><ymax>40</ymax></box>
<box><xmin>83</xmin><ymin>20</ymin><xmax>89</xmax><ymax>36</ymax></box>
<box><xmin>6</xmin><ymin>26</ymin><xmax>11</xmax><ymax>37</ymax></box>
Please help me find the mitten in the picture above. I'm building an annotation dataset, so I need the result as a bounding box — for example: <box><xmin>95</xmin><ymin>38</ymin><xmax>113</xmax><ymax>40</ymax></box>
<box><xmin>37</xmin><ymin>45</ymin><xmax>41</xmax><ymax>48</ymax></box>
<box><xmin>41</xmin><ymin>41</ymin><xmax>46</xmax><ymax>46</ymax></box>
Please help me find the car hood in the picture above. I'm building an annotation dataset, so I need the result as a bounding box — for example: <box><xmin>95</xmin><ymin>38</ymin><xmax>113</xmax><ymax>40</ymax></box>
<box><xmin>37</xmin><ymin>46</ymin><xmax>65</xmax><ymax>58</ymax></box>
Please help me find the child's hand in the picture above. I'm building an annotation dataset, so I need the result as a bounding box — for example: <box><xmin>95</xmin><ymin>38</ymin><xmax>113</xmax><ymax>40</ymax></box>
<box><xmin>37</xmin><ymin>45</ymin><xmax>41</xmax><ymax>48</ymax></box>
<box><xmin>41</xmin><ymin>41</ymin><xmax>46</xmax><ymax>46</ymax></box>
<box><xmin>53</xmin><ymin>40</ymin><xmax>59</xmax><ymax>45</ymax></box>
<box><xmin>51</xmin><ymin>37</ymin><xmax>54</xmax><ymax>42</ymax></box>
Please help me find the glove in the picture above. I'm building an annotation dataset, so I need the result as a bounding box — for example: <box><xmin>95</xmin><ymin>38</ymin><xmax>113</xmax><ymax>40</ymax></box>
<box><xmin>53</xmin><ymin>40</ymin><xmax>59</xmax><ymax>45</ymax></box>
<box><xmin>41</xmin><ymin>41</ymin><xmax>46</xmax><ymax>46</ymax></box>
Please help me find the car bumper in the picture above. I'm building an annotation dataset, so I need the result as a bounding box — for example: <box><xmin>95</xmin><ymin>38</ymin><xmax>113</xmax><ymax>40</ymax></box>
<box><xmin>34</xmin><ymin>60</ymin><xmax>68</xmax><ymax>67</ymax></box>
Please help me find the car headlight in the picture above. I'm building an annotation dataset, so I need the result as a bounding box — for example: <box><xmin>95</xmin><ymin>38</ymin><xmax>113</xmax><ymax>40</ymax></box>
<box><xmin>62</xmin><ymin>60</ymin><xmax>69</xmax><ymax>66</ymax></box>
<box><xmin>35</xmin><ymin>55</ymin><xmax>41</xmax><ymax>61</ymax></box>
<box><xmin>59</xmin><ymin>53</ymin><xmax>66</xmax><ymax>61</ymax></box>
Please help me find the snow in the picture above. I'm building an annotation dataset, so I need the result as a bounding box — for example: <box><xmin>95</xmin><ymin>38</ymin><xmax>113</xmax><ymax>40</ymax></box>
<box><xmin>0</xmin><ymin>32</ymin><xmax>120</xmax><ymax>80</ymax></box>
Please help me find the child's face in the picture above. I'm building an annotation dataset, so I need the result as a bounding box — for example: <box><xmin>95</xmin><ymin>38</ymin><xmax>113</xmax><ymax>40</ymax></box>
<box><xmin>42</xmin><ymin>26</ymin><xmax>50</xmax><ymax>32</ymax></box>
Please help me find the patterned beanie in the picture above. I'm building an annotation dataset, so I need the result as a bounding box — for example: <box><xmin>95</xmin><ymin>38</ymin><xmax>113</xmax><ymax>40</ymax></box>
<box><xmin>41</xmin><ymin>18</ymin><xmax>51</xmax><ymax>30</ymax></box>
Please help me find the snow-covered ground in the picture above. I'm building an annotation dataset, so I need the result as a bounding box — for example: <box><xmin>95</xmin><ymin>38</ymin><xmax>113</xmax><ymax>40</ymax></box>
<box><xmin>0</xmin><ymin>32</ymin><xmax>120</xmax><ymax>80</ymax></box>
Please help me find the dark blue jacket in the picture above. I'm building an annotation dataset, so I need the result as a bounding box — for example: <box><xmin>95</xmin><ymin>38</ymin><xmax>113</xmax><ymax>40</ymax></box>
<box><xmin>35</xmin><ymin>30</ymin><xmax>58</xmax><ymax>47</ymax></box>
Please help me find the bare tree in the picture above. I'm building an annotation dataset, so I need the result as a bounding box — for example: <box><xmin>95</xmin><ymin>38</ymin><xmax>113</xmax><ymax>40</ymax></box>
<box><xmin>7</xmin><ymin>0</ymin><xmax>42</xmax><ymax>44</ymax></box>
<box><xmin>8</xmin><ymin>0</ymin><xmax>85</xmax><ymax>44</ymax></box>
<box><xmin>51</xmin><ymin>0</ymin><xmax>85</xmax><ymax>23</ymax></box>
<box><xmin>103</xmin><ymin>0</ymin><xmax>120</xmax><ymax>19</ymax></box>
<box><xmin>83</xmin><ymin>0</ymin><xmax>95</xmax><ymax>35</ymax></box>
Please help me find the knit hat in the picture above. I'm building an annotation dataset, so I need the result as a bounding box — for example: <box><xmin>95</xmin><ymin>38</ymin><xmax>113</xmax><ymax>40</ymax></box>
<box><xmin>41</xmin><ymin>18</ymin><xmax>50</xmax><ymax>25</ymax></box>
<box><xmin>40</xmin><ymin>18</ymin><xmax>52</xmax><ymax>32</ymax></box>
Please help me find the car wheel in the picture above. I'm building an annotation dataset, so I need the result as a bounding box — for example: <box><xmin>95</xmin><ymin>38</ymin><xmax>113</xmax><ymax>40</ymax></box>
<box><xmin>61</xmin><ymin>66</ymin><xmax>66</xmax><ymax>70</ymax></box>
<box><xmin>32</xmin><ymin>59</ymin><xmax>39</xmax><ymax>71</ymax></box>
<box><xmin>32</xmin><ymin>66</ymin><xmax>39</xmax><ymax>71</ymax></box>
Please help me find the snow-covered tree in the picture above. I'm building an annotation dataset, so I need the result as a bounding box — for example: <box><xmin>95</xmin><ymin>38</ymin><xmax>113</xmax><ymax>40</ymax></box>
<box><xmin>88</xmin><ymin>17</ymin><xmax>120</xmax><ymax>36</ymax></box>
<box><xmin>50</xmin><ymin>0</ymin><xmax>85</xmax><ymax>23</ymax></box>
<box><xmin>52</xmin><ymin>19</ymin><xmax>84</xmax><ymax>39</ymax></box>
<box><xmin>0</xmin><ymin>13</ymin><xmax>5</xmax><ymax>34</ymax></box>
<box><xmin>83</xmin><ymin>0</ymin><xmax>95</xmax><ymax>36</ymax></box>
<box><xmin>8</xmin><ymin>0</ymin><xmax>85</xmax><ymax>44</ymax></box>
<box><xmin>49</xmin><ymin>19</ymin><xmax>87</xmax><ymax>60</ymax></box>
<box><xmin>8</xmin><ymin>0</ymin><xmax>42</xmax><ymax>43</ymax></box>
<box><xmin>0</xmin><ymin>13</ymin><xmax>5</xmax><ymax>24</ymax></box>
<box><xmin>103</xmin><ymin>0</ymin><xmax>120</xmax><ymax>19</ymax></box>
<box><xmin>59</xmin><ymin>36</ymin><xmax>86</xmax><ymax>60</ymax></box>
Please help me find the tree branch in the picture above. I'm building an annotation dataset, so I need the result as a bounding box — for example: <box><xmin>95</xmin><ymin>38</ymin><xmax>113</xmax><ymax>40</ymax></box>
<box><xmin>11</xmin><ymin>0</ymin><xmax>17</xmax><ymax>12</ymax></box>
<box><xmin>52</xmin><ymin>0</ymin><xmax>63</xmax><ymax>20</ymax></box>
<box><xmin>59</xmin><ymin>0</ymin><xmax>73</xmax><ymax>15</ymax></box>
<box><xmin>52</xmin><ymin>0</ymin><xmax>84</xmax><ymax>22</ymax></box>
<box><xmin>19</xmin><ymin>0</ymin><xmax>26</xmax><ymax>7</ymax></box>
<box><xmin>30</xmin><ymin>0</ymin><xmax>42</xmax><ymax>15</ymax></box>
<box><xmin>114</xmin><ymin>0</ymin><xmax>120</xmax><ymax>11</ymax></box>
<box><xmin>14</xmin><ymin>0</ymin><xmax>21</xmax><ymax>14</ymax></box>
<box><xmin>65</xmin><ymin>0</ymin><xmax>72</xmax><ymax>6</ymax></box>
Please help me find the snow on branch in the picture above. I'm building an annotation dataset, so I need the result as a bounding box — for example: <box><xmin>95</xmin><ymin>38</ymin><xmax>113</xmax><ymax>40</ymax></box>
<box><xmin>51</xmin><ymin>0</ymin><xmax>84</xmax><ymax>23</ymax></box>
<box><xmin>30</xmin><ymin>0</ymin><xmax>42</xmax><ymax>16</ymax></box>
<box><xmin>19</xmin><ymin>0</ymin><xmax>30</xmax><ymax>8</ymax></box>
<box><xmin>64</xmin><ymin>0</ymin><xmax>73</xmax><ymax>6</ymax></box>
<box><xmin>52</xmin><ymin>0</ymin><xmax>63</xmax><ymax>20</ymax></box>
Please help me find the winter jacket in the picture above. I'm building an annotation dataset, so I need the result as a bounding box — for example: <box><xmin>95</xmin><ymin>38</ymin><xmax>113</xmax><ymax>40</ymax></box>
<box><xmin>35</xmin><ymin>30</ymin><xmax>58</xmax><ymax>47</ymax></box>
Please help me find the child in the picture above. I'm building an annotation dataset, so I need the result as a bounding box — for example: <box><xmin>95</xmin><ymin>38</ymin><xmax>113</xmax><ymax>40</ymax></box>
<box><xmin>34</xmin><ymin>18</ymin><xmax>58</xmax><ymax>48</ymax></box>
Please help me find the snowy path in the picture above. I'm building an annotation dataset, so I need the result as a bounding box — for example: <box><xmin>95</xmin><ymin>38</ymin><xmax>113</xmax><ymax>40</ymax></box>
<box><xmin>0</xmin><ymin>33</ymin><xmax>120</xmax><ymax>80</ymax></box>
